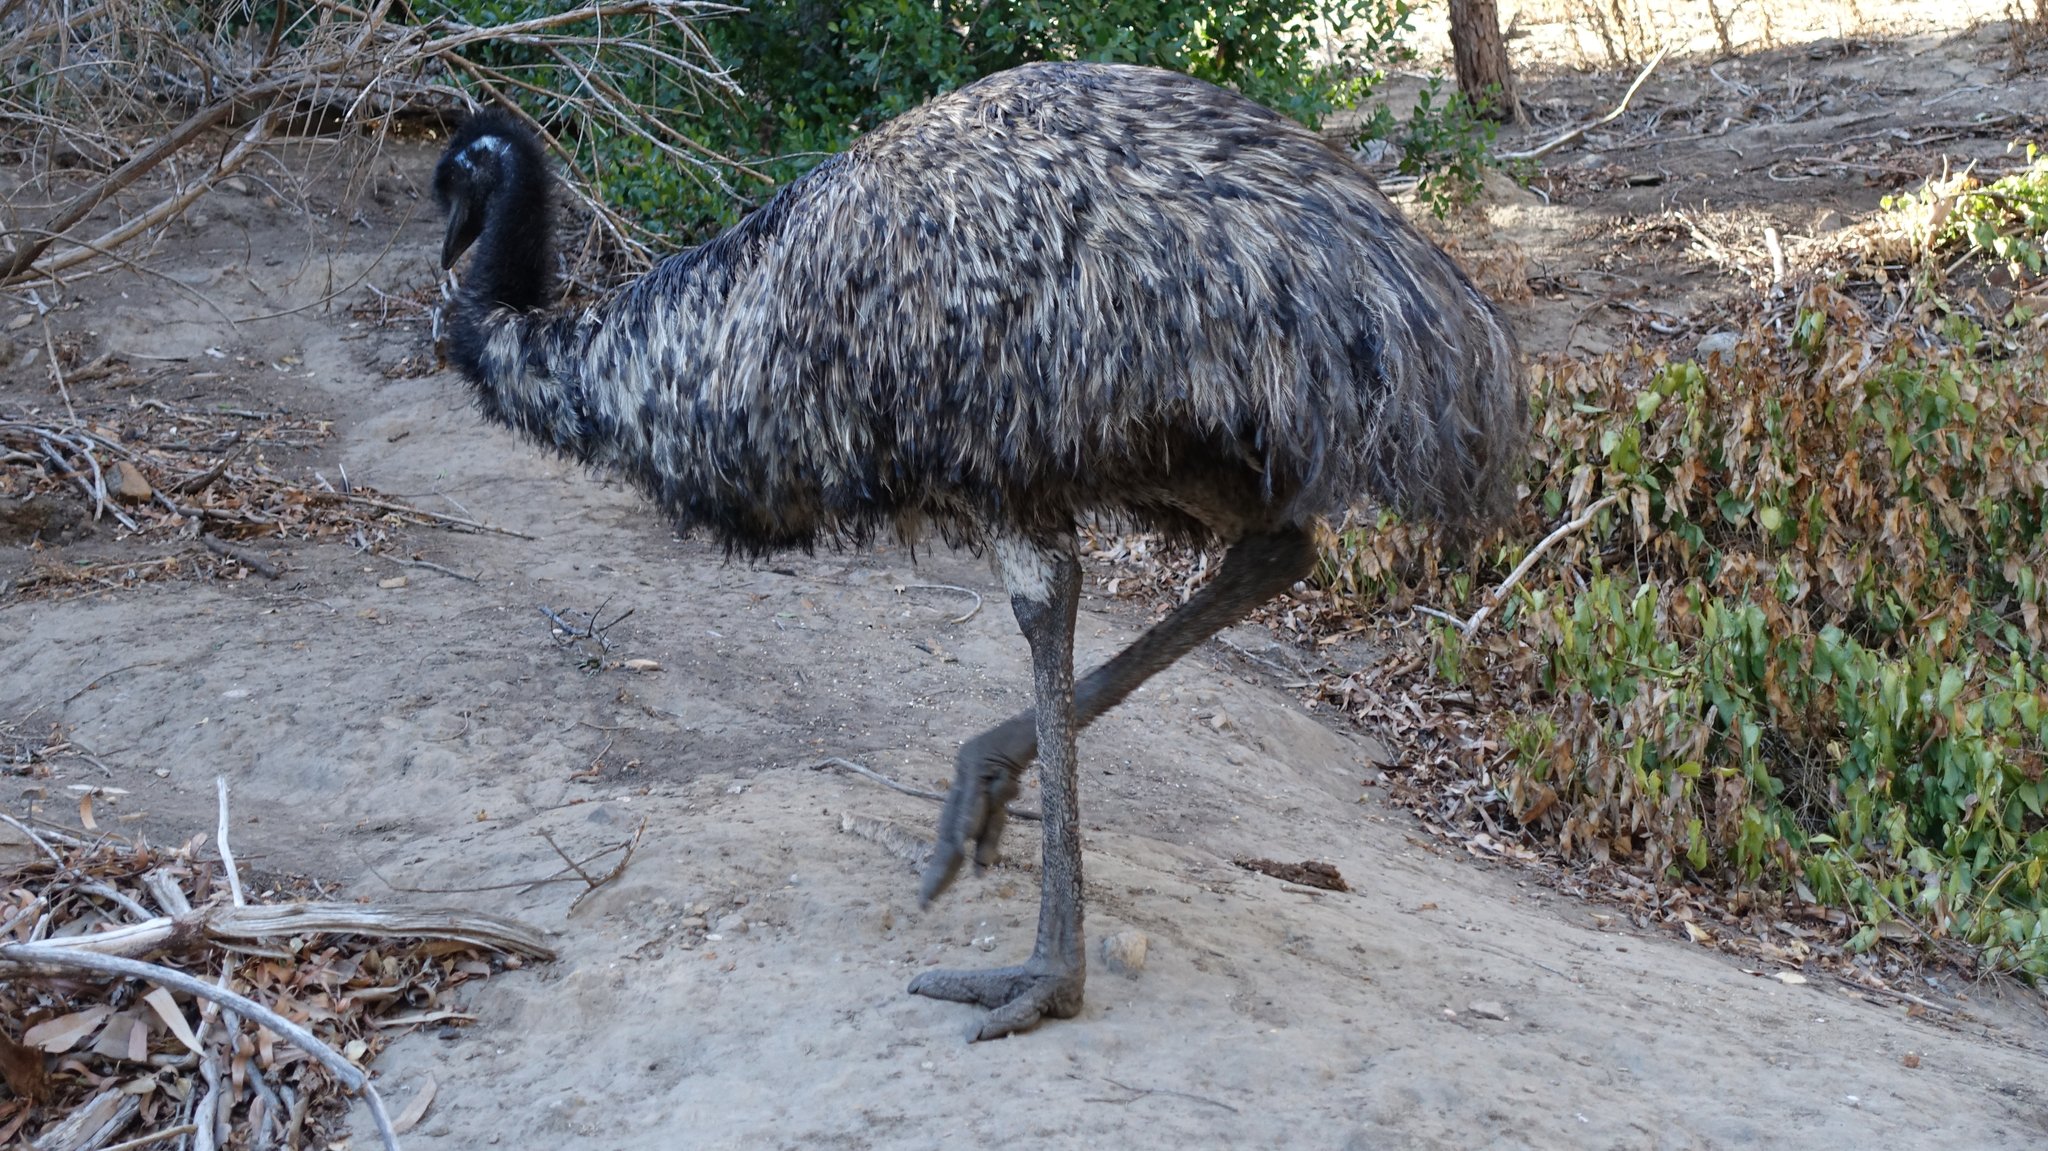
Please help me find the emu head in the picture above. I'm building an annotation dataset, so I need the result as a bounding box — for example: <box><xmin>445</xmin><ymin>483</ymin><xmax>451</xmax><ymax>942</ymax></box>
<box><xmin>433</xmin><ymin>109</ymin><xmax>551</xmax><ymax>274</ymax></box>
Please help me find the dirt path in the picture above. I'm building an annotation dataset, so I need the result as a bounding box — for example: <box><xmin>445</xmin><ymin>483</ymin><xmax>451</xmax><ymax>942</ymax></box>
<box><xmin>7</xmin><ymin>13</ymin><xmax>2048</xmax><ymax>1149</ymax></box>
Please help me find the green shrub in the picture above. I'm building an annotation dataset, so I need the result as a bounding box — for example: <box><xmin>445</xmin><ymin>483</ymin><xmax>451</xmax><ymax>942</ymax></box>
<box><xmin>422</xmin><ymin>0</ymin><xmax>1462</xmax><ymax>240</ymax></box>
<box><xmin>1328</xmin><ymin>282</ymin><xmax>2048</xmax><ymax>977</ymax></box>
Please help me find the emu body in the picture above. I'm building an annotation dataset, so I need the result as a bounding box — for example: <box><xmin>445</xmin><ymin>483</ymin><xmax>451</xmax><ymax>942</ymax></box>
<box><xmin>434</xmin><ymin>61</ymin><xmax>1525</xmax><ymax>1040</ymax></box>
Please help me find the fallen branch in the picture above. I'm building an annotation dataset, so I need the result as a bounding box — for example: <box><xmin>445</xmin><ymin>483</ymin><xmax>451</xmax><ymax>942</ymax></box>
<box><xmin>1501</xmin><ymin>45</ymin><xmax>1671</xmax><ymax>162</ymax></box>
<box><xmin>1461</xmin><ymin>493</ymin><xmax>1623</xmax><ymax>639</ymax></box>
<box><xmin>325</xmin><ymin>492</ymin><xmax>536</xmax><ymax>539</ymax></box>
<box><xmin>816</xmin><ymin>757</ymin><xmax>1042</xmax><ymax>822</ymax></box>
<box><xmin>200</xmin><ymin>533</ymin><xmax>285</xmax><ymax>580</ymax></box>
<box><xmin>13</xmin><ymin>901</ymin><xmax>558</xmax><ymax>962</ymax></box>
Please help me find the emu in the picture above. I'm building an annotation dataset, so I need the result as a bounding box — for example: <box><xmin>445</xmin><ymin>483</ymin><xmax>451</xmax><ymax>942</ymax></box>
<box><xmin>433</xmin><ymin>61</ymin><xmax>1525</xmax><ymax>1040</ymax></box>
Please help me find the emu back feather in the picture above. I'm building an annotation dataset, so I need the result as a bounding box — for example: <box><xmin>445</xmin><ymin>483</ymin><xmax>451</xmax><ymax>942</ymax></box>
<box><xmin>450</xmin><ymin>62</ymin><xmax>1526</xmax><ymax>554</ymax></box>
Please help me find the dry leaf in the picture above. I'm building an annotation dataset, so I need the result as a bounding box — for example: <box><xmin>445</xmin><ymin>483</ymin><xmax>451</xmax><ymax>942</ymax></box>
<box><xmin>89</xmin><ymin>1012</ymin><xmax>141</xmax><ymax>1061</ymax></box>
<box><xmin>1682</xmin><ymin>922</ymin><xmax>1713</xmax><ymax>944</ymax></box>
<box><xmin>391</xmin><ymin>1075</ymin><xmax>438</xmax><ymax>1135</ymax></box>
<box><xmin>24</xmin><ymin>1006</ymin><xmax>112</xmax><ymax>1053</ymax></box>
<box><xmin>378</xmin><ymin>576</ymin><xmax>408</xmax><ymax>589</ymax></box>
<box><xmin>1773</xmin><ymin>971</ymin><xmax>1808</xmax><ymax>985</ymax></box>
<box><xmin>621</xmin><ymin>658</ymin><xmax>662</xmax><ymax>672</ymax></box>
<box><xmin>142</xmin><ymin>989</ymin><xmax>202</xmax><ymax>1055</ymax></box>
<box><xmin>1902</xmin><ymin>1053</ymin><xmax>1922</xmax><ymax>1069</ymax></box>
<box><xmin>0</xmin><ymin>1029</ymin><xmax>48</xmax><ymax>1104</ymax></box>
<box><xmin>78</xmin><ymin>791</ymin><xmax>96</xmax><ymax>831</ymax></box>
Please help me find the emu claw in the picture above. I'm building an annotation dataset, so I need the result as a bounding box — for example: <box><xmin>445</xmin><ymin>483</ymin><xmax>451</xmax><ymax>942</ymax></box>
<box><xmin>919</xmin><ymin>724</ymin><xmax>1029</xmax><ymax>905</ymax></box>
<box><xmin>908</xmin><ymin>963</ymin><xmax>1084</xmax><ymax>1041</ymax></box>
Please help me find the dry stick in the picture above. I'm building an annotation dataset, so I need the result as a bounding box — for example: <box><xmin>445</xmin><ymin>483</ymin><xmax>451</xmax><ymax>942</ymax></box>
<box><xmin>215</xmin><ymin>777</ymin><xmax>246</xmax><ymax>908</ymax></box>
<box><xmin>1501</xmin><ymin>45</ymin><xmax>1672</xmax><ymax>162</ymax></box>
<box><xmin>201</xmin><ymin>534</ymin><xmax>285</xmax><ymax>580</ymax></box>
<box><xmin>1461</xmin><ymin>493</ymin><xmax>1624</xmax><ymax>640</ymax></box>
<box><xmin>32</xmin><ymin>105</ymin><xmax>280</xmax><ymax>285</ymax></box>
<box><xmin>901</xmin><ymin>582</ymin><xmax>983</xmax><ymax>624</ymax></box>
<box><xmin>38</xmin><ymin>312</ymin><xmax>76</xmax><ymax>423</ymax></box>
<box><xmin>567</xmin><ymin>819</ymin><xmax>646</xmax><ymax>914</ymax></box>
<box><xmin>23</xmin><ymin>902</ymin><xmax>556</xmax><ymax>960</ymax></box>
<box><xmin>97</xmin><ymin>1124</ymin><xmax>201</xmax><ymax>1151</ymax></box>
<box><xmin>393</xmin><ymin>557</ymin><xmax>478</xmax><ymax>582</ymax></box>
<box><xmin>329</xmin><ymin>492</ymin><xmax>535</xmax><ymax>539</ymax></box>
<box><xmin>816</xmin><ymin>757</ymin><xmax>1042</xmax><ymax>822</ymax></box>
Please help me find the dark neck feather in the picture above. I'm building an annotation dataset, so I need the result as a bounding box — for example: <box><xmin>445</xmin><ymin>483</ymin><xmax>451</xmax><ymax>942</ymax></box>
<box><xmin>445</xmin><ymin>113</ymin><xmax>555</xmax><ymax>382</ymax></box>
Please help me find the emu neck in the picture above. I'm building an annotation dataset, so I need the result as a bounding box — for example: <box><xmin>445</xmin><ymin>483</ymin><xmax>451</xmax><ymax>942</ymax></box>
<box><xmin>467</xmin><ymin>179</ymin><xmax>553</xmax><ymax>315</ymax></box>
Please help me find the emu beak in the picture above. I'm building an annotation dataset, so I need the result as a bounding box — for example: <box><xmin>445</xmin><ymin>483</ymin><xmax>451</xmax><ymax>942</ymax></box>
<box><xmin>441</xmin><ymin>199</ymin><xmax>482</xmax><ymax>270</ymax></box>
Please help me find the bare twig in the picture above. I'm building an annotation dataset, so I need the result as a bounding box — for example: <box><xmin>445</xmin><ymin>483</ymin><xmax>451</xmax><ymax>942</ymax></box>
<box><xmin>394</xmin><ymin>557</ymin><xmax>479</xmax><ymax>582</ymax></box>
<box><xmin>97</xmin><ymin>1124</ymin><xmax>201</xmax><ymax>1151</ymax></box>
<box><xmin>816</xmin><ymin>756</ymin><xmax>1042</xmax><ymax>822</ymax></box>
<box><xmin>215</xmin><ymin>776</ymin><xmax>246</xmax><ymax>908</ymax></box>
<box><xmin>900</xmin><ymin>582</ymin><xmax>983</xmax><ymax>624</ymax></box>
<box><xmin>329</xmin><ymin>492</ymin><xmax>535</xmax><ymax>539</ymax></box>
<box><xmin>201</xmin><ymin>534</ymin><xmax>284</xmax><ymax>580</ymax></box>
<box><xmin>1502</xmin><ymin>46</ymin><xmax>1671</xmax><ymax>162</ymax></box>
<box><xmin>1461</xmin><ymin>493</ymin><xmax>1624</xmax><ymax>639</ymax></box>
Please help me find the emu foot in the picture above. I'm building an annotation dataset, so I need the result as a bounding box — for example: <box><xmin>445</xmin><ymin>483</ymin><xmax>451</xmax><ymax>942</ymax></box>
<box><xmin>908</xmin><ymin>961</ymin><xmax>1084</xmax><ymax>1041</ymax></box>
<box><xmin>919</xmin><ymin>723</ymin><xmax>1031</xmax><ymax>906</ymax></box>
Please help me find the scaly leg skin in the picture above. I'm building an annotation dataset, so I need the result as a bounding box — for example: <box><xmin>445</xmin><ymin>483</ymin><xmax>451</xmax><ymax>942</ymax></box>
<box><xmin>909</xmin><ymin>533</ymin><xmax>1087</xmax><ymax>1040</ymax></box>
<box><xmin>919</xmin><ymin>526</ymin><xmax>1317</xmax><ymax>906</ymax></box>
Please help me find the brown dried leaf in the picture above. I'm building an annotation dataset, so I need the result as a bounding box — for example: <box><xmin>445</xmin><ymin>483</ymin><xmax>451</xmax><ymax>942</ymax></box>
<box><xmin>23</xmin><ymin>1006</ymin><xmax>111</xmax><ymax>1054</ymax></box>
<box><xmin>141</xmin><ymin>988</ymin><xmax>201</xmax><ymax>1056</ymax></box>
<box><xmin>0</xmin><ymin>1031</ymin><xmax>47</xmax><ymax>1105</ymax></box>
<box><xmin>391</xmin><ymin>1074</ymin><xmax>438</xmax><ymax>1135</ymax></box>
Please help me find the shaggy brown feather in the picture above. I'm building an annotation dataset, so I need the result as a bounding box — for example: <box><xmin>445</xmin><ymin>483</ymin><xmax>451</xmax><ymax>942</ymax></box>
<box><xmin>441</xmin><ymin>61</ymin><xmax>1526</xmax><ymax>555</ymax></box>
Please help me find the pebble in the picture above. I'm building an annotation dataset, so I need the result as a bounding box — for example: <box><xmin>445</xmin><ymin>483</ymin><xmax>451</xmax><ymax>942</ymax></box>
<box><xmin>714</xmin><ymin>913</ymin><xmax>748</xmax><ymax>936</ymax></box>
<box><xmin>1696</xmin><ymin>331</ymin><xmax>1740</xmax><ymax>361</ymax></box>
<box><xmin>1099</xmin><ymin>930</ymin><xmax>1149</xmax><ymax>978</ymax></box>
<box><xmin>112</xmin><ymin>460</ymin><xmax>153</xmax><ymax>503</ymax></box>
<box><xmin>1468</xmin><ymin>1000</ymin><xmax>1509</xmax><ymax>1021</ymax></box>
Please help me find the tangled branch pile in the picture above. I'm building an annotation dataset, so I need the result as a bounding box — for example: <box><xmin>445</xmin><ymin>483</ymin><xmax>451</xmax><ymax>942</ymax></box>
<box><xmin>0</xmin><ymin>0</ymin><xmax>737</xmax><ymax>288</ymax></box>
<box><xmin>1317</xmin><ymin>169</ymin><xmax>2048</xmax><ymax>980</ymax></box>
<box><xmin>0</xmin><ymin>788</ymin><xmax>552</xmax><ymax>1149</ymax></box>
<box><xmin>3</xmin><ymin>395</ymin><xmax>527</xmax><ymax>599</ymax></box>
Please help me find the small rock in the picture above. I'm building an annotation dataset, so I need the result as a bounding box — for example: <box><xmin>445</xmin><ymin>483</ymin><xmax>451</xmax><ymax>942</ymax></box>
<box><xmin>714</xmin><ymin>913</ymin><xmax>748</xmax><ymax>936</ymax></box>
<box><xmin>378</xmin><ymin>576</ymin><xmax>408</xmax><ymax>590</ymax></box>
<box><xmin>678</xmin><ymin>916</ymin><xmax>706</xmax><ymax>930</ymax></box>
<box><xmin>1099</xmin><ymin>930</ymin><xmax>1149</xmax><ymax>978</ymax></box>
<box><xmin>1469</xmin><ymin>1000</ymin><xmax>1509</xmax><ymax>1021</ymax></box>
<box><xmin>223</xmin><ymin>176</ymin><xmax>251</xmax><ymax>194</ymax></box>
<box><xmin>1696</xmin><ymin>331</ymin><xmax>1740</xmax><ymax>361</ymax></box>
<box><xmin>6</xmin><ymin>313</ymin><xmax>30</xmax><ymax>331</ymax></box>
<box><xmin>112</xmin><ymin>461</ymin><xmax>153</xmax><ymax>503</ymax></box>
<box><xmin>1902</xmin><ymin>1053</ymin><xmax>1921</xmax><ymax>1069</ymax></box>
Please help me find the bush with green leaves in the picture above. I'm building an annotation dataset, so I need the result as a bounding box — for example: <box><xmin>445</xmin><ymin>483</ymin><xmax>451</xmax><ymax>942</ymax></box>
<box><xmin>1325</xmin><ymin>281</ymin><xmax>2048</xmax><ymax>977</ymax></box>
<box><xmin>421</xmin><ymin>0</ymin><xmax>1506</xmax><ymax>241</ymax></box>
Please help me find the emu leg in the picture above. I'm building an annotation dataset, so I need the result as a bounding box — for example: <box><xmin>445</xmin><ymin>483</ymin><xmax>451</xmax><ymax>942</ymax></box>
<box><xmin>921</xmin><ymin>525</ymin><xmax>1318</xmax><ymax>904</ymax></box>
<box><xmin>908</xmin><ymin>535</ymin><xmax>1086</xmax><ymax>1040</ymax></box>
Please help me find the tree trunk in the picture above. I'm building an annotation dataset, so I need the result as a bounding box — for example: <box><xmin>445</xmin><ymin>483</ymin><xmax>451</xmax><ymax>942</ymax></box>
<box><xmin>1449</xmin><ymin>0</ymin><xmax>1521</xmax><ymax>122</ymax></box>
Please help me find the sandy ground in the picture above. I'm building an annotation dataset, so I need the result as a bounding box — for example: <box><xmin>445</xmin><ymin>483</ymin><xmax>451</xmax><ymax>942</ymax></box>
<box><xmin>7</xmin><ymin>7</ymin><xmax>2048</xmax><ymax>1149</ymax></box>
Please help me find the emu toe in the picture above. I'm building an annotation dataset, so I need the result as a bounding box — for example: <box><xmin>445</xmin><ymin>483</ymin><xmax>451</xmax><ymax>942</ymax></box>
<box><xmin>920</xmin><ymin>722</ymin><xmax>1033</xmax><ymax>905</ymax></box>
<box><xmin>908</xmin><ymin>961</ymin><xmax>1085</xmax><ymax>1041</ymax></box>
